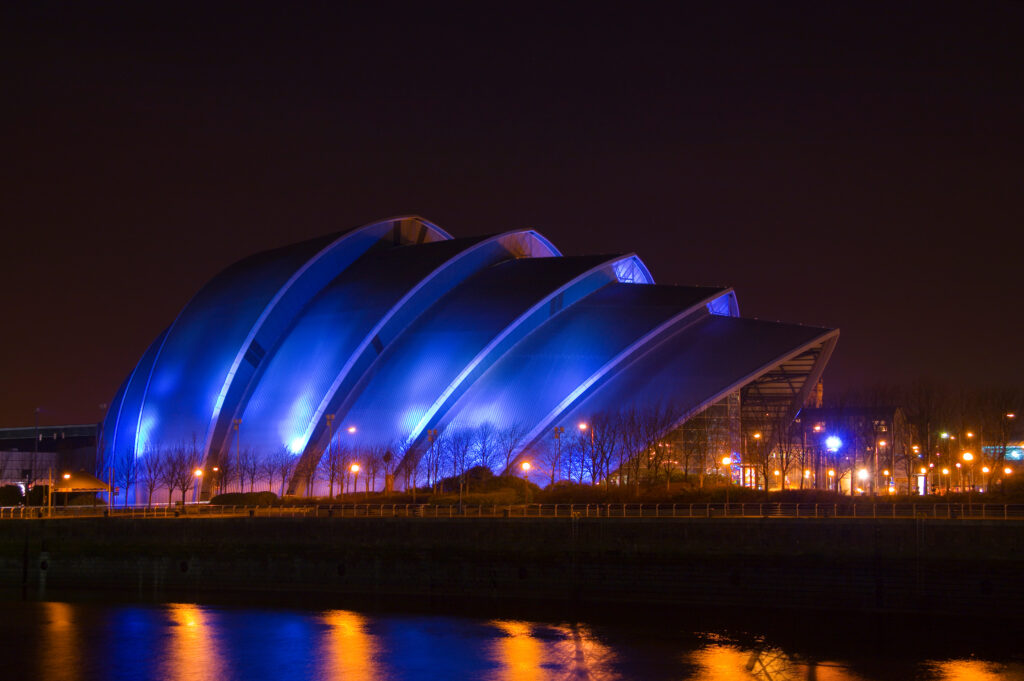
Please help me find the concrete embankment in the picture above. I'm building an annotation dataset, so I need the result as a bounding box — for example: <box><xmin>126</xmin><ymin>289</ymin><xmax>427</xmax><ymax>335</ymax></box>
<box><xmin>1</xmin><ymin>517</ymin><xmax>1022</xmax><ymax>618</ymax></box>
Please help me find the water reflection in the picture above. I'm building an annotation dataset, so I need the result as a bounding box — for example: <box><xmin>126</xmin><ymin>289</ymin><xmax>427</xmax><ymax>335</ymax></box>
<box><xmin>490</xmin><ymin>620</ymin><xmax>616</xmax><ymax>680</ymax></box>
<box><xmin>3</xmin><ymin>599</ymin><xmax>1023</xmax><ymax>681</ymax></box>
<box><xmin>927</xmin><ymin>659</ymin><xmax>1024</xmax><ymax>681</ymax></box>
<box><xmin>320</xmin><ymin>609</ymin><xmax>382</xmax><ymax>681</ymax></box>
<box><xmin>40</xmin><ymin>601</ymin><xmax>80</xmax><ymax>681</ymax></box>
<box><xmin>161</xmin><ymin>603</ymin><xmax>226</xmax><ymax>681</ymax></box>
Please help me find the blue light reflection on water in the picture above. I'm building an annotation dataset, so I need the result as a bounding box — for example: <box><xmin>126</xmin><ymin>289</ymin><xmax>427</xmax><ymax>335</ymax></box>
<box><xmin>7</xmin><ymin>600</ymin><xmax>1024</xmax><ymax>681</ymax></box>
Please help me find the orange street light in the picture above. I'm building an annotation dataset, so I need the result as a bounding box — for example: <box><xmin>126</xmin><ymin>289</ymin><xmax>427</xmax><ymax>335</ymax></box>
<box><xmin>962</xmin><ymin>452</ymin><xmax>974</xmax><ymax>462</ymax></box>
<box><xmin>982</xmin><ymin>466</ymin><xmax>990</xmax><ymax>474</ymax></box>
<box><xmin>721</xmin><ymin>457</ymin><xmax>732</xmax><ymax>466</ymax></box>
<box><xmin>753</xmin><ymin>432</ymin><xmax>762</xmax><ymax>440</ymax></box>
<box><xmin>1005</xmin><ymin>467</ymin><xmax>1014</xmax><ymax>476</ymax></box>
<box><xmin>577</xmin><ymin>422</ymin><xmax>588</xmax><ymax>431</ymax></box>
<box><xmin>350</xmin><ymin>463</ymin><xmax>360</xmax><ymax>474</ymax></box>
<box><xmin>194</xmin><ymin>469</ymin><xmax>203</xmax><ymax>477</ymax></box>
<box><xmin>62</xmin><ymin>473</ymin><xmax>71</xmax><ymax>480</ymax></box>
<box><xmin>347</xmin><ymin>426</ymin><xmax>357</xmax><ymax>434</ymax></box>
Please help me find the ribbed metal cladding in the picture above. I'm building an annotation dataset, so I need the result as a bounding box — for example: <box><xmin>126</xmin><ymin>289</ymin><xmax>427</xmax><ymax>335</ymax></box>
<box><xmin>101</xmin><ymin>217</ymin><xmax>837</xmax><ymax>495</ymax></box>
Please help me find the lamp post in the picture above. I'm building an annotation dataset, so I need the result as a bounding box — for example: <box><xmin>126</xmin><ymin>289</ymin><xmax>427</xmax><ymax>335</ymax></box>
<box><xmin>552</xmin><ymin>426</ymin><xmax>565</xmax><ymax>485</ymax></box>
<box><xmin>856</xmin><ymin>468</ymin><xmax>869</xmax><ymax>495</ymax></box>
<box><xmin>232</xmin><ymin>418</ymin><xmax>242</xmax><ymax>493</ymax></box>
<box><xmin>349</xmin><ymin>463</ymin><xmax>360</xmax><ymax>498</ymax></box>
<box><xmin>520</xmin><ymin>461</ymin><xmax>532</xmax><ymax>502</ymax></box>
<box><xmin>193</xmin><ymin>469</ymin><xmax>203</xmax><ymax>503</ymax></box>
<box><xmin>722</xmin><ymin>456</ymin><xmax>732</xmax><ymax>508</ymax></box>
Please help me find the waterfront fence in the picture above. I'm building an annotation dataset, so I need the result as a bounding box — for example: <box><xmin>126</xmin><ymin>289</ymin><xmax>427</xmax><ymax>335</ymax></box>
<box><xmin>2</xmin><ymin>502</ymin><xmax>1024</xmax><ymax>520</ymax></box>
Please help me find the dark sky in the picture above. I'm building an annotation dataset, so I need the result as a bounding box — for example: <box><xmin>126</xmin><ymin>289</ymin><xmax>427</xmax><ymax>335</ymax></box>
<box><xmin>2</xmin><ymin>2</ymin><xmax>1023</xmax><ymax>427</ymax></box>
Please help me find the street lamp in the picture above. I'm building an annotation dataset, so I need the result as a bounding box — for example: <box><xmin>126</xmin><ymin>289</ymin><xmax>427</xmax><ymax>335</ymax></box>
<box><xmin>193</xmin><ymin>468</ymin><xmax>203</xmax><ymax>503</ymax></box>
<box><xmin>856</xmin><ymin>468</ymin><xmax>869</xmax><ymax>496</ymax></box>
<box><xmin>520</xmin><ymin>461</ymin><xmax>532</xmax><ymax>502</ymax></box>
<box><xmin>349</xmin><ymin>463</ymin><xmax>360</xmax><ymax>497</ymax></box>
<box><xmin>552</xmin><ymin>426</ymin><xmax>565</xmax><ymax>485</ymax></box>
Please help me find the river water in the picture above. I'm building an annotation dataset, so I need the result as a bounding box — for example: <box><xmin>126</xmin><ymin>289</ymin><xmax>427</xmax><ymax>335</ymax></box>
<box><xmin>1</xmin><ymin>597</ymin><xmax>1020</xmax><ymax>681</ymax></box>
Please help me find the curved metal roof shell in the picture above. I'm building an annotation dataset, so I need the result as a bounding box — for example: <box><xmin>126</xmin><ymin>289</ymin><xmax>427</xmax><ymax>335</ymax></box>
<box><xmin>100</xmin><ymin>217</ymin><xmax>839</xmax><ymax>496</ymax></box>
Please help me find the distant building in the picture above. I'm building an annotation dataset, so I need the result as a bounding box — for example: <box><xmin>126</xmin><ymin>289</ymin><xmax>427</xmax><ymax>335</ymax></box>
<box><xmin>799</xmin><ymin>407</ymin><xmax>914</xmax><ymax>494</ymax></box>
<box><xmin>0</xmin><ymin>424</ymin><xmax>99</xmax><ymax>487</ymax></box>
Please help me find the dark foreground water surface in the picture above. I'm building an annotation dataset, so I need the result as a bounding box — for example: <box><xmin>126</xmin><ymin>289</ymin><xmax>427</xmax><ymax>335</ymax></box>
<box><xmin>1</xmin><ymin>596</ymin><xmax>1021</xmax><ymax>681</ymax></box>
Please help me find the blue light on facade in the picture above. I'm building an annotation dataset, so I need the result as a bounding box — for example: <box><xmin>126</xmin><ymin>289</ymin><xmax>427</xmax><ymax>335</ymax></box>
<box><xmin>101</xmin><ymin>216</ymin><xmax>839</xmax><ymax>495</ymax></box>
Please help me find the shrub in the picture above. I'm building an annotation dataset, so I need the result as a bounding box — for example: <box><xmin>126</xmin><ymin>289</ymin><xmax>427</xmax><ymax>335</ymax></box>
<box><xmin>0</xmin><ymin>485</ymin><xmax>24</xmax><ymax>506</ymax></box>
<box><xmin>209</xmin><ymin>491</ymin><xmax>278</xmax><ymax>506</ymax></box>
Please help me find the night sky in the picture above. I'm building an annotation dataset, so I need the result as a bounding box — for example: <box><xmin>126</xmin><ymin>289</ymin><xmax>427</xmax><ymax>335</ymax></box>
<box><xmin>3</xmin><ymin>2</ymin><xmax>1023</xmax><ymax>427</ymax></box>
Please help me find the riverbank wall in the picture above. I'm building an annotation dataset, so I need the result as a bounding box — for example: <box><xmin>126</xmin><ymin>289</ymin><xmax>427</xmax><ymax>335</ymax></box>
<box><xmin>2</xmin><ymin>517</ymin><xmax>1021</xmax><ymax>618</ymax></box>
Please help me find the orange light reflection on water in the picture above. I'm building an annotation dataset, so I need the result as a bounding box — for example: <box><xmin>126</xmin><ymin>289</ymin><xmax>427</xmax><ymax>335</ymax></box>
<box><xmin>40</xmin><ymin>602</ymin><xmax>80</xmax><ymax>681</ymax></box>
<box><xmin>320</xmin><ymin>609</ymin><xmax>381</xmax><ymax>681</ymax></box>
<box><xmin>161</xmin><ymin>603</ymin><xmax>226</xmax><ymax>681</ymax></box>
<box><xmin>490</xmin><ymin>620</ymin><xmax>617</xmax><ymax>681</ymax></box>
<box><xmin>691</xmin><ymin>644</ymin><xmax>871</xmax><ymax>681</ymax></box>
<box><xmin>926</xmin><ymin>659</ymin><xmax>1024</xmax><ymax>681</ymax></box>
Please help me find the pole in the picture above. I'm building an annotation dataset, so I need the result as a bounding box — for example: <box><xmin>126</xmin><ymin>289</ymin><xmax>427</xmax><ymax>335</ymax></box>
<box><xmin>233</xmin><ymin>419</ymin><xmax>242</xmax><ymax>493</ymax></box>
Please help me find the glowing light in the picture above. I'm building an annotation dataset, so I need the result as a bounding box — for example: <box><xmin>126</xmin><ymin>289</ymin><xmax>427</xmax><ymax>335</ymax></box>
<box><xmin>721</xmin><ymin>457</ymin><xmax>732</xmax><ymax>466</ymax></box>
<box><xmin>194</xmin><ymin>469</ymin><xmax>203</xmax><ymax>477</ymax></box>
<box><xmin>956</xmin><ymin>463</ymin><xmax>961</xmax><ymax>469</ymax></box>
<box><xmin>773</xmin><ymin>470</ymin><xmax>780</xmax><ymax>476</ymax></box>
<box><xmin>888</xmin><ymin>486</ymin><xmax>896</xmax><ymax>493</ymax></box>
<box><xmin>825</xmin><ymin>436</ymin><xmax>842</xmax><ymax>452</ymax></box>
<box><xmin>920</xmin><ymin>468</ymin><xmax>927</xmax><ymax>474</ymax></box>
<box><xmin>827</xmin><ymin>469</ymin><xmax>835</xmax><ymax>477</ymax></box>
<box><xmin>347</xmin><ymin>426</ymin><xmax>357</xmax><ymax>434</ymax></box>
<box><xmin>288</xmin><ymin>435</ymin><xmax>307</xmax><ymax>454</ymax></box>
<box><xmin>941</xmin><ymin>432</ymin><xmax>949</xmax><ymax>439</ymax></box>
<box><xmin>857</xmin><ymin>469</ymin><xmax>869</xmax><ymax>481</ymax></box>
<box><xmin>803</xmin><ymin>470</ymin><xmax>810</xmax><ymax>478</ymax></box>
<box><xmin>1008</xmin><ymin>413</ymin><xmax>1017</xmax><ymax>419</ymax></box>
<box><xmin>212</xmin><ymin>466</ymin><xmax>219</xmax><ymax>472</ymax></box>
<box><xmin>577</xmin><ymin>422</ymin><xmax>588</xmax><ymax>431</ymax></box>
<box><xmin>350</xmin><ymin>463</ymin><xmax>360</xmax><ymax>473</ymax></box>
<box><xmin>966</xmin><ymin>431</ymin><xmax>974</xmax><ymax>438</ymax></box>
<box><xmin>753</xmin><ymin>432</ymin><xmax>762</xmax><ymax>440</ymax></box>
<box><xmin>813</xmin><ymin>424</ymin><xmax>822</xmax><ymax>432</ymax></box>
<box><xmin>942</xmin><ymin>468</ymin><xmax>950</xmax><ymax>475</ymax></box>
<box><xmin>520</xmin><ymin>462</ymin><xmax>531</xmax><ymax>472</ymax></box>
<box><xmin>883</xmin><ymin>469</ymin><xmax>890</xmax><ymax>476</ymax></box>
<box><xmin>962</xmin><ymin>452</ymin><xmax>974</xmax><ymax>462</ymax></box>
<box><xmin>1005</xmin><ymin>467</ymin><xmax>1013</xmax><ymax>475</ymax></box>
<box><xmin>62</xmin><ymin>473</ymin><xmax>71</xmax><ymax>480</ymax></box>
<box><xmin>982</xmin><ymin>466</ymin><xmax>990</xmax><ymax>474</ymax></box>
<box><xmin>878</xmin><ymin>440</ymin><xmax>887</xmax><ymax>447</ymax></box>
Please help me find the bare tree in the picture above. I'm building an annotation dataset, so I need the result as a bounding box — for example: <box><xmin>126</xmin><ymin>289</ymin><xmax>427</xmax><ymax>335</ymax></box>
<box><xmin>268</xmin><ymin>449</ymin><xmax>296</xmax><ymax>497</ymax></box>
<box><xmin>320</xmin><ymin>441</ymin><xmax>349</xmax><ymax>498</ymax></box>
<box><xmin>441</xmin><ymin>429</ymin><xmax>474</xmax><ymax>501</ymax></box>
<box><xmin>239</xmin><ymin>447</ymin><xmax>260</xmax><ymax>492</ymax></box>
<box><xmin>113</xmin><ymin>447</ymin><xmax>138</xmax><ymax>507</ymax></box>
<box><xmin>497</xmin><ymin>423</ymin><xmax>529</xmax><ymax>475</ymax></box>
<box><xmin>473</xmin><ymin>423</ymin><xmax>500</xmax><ymax>472</ymax></box>
<box><xmin>138</xmin><ymin>446</ymin><xmax>164</xmax><ymax>506</ymax></box>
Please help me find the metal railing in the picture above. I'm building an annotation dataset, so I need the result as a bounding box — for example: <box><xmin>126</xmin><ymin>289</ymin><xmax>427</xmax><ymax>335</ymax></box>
<box><xmin>3</xmin><ymin>502</ymin><xmax>1023</xmax><ymax>520</ymax></box>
